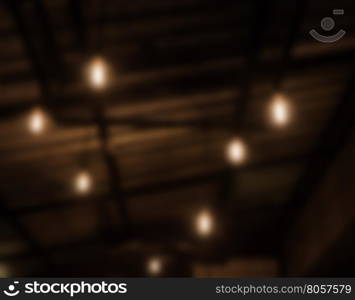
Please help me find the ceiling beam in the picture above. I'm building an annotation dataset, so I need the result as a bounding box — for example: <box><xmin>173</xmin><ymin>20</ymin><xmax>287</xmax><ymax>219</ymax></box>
<box><xmin>286</xmin><ymin>70</ymin><xmax>355</xmax><ymax>212</ymax></box>
<box><xmin>9</xmin><ymin>154</ymin><xmax>308</xmax><ymax>216</ymax></box>
<box><xmin>233</xmin><ymin>1</ymin><xmax>272</xmax><ymax>131</ymax></box>
<box><xmin>273</xmin><ymin>0</ymin><xmax>307</xmax><ymax>90</ymax></box>
<box><xmin>266</xmin><ymin>0</ymin><xmax>308</xmax><ymax>273</ymax></box>
<box><xmin>0</xmin><ymin>203</ymin><xmax>285</xmax><ymax>263</ymax></box>
<box><xmin>1</xmin><ymin>48</ymin><xmax>354</xmax><ymax>120</ymax></box>
<box><xmin>5</xmin><ymin>0</ymin><xmax>51</xmax><ymax>105</ymax></box>
<box><xmin>282</xmin><ymin>68</ymin><xmax>355</xmax><ymax>271</ymax></box>
<box><xmin>31</xmin><ymin>0</ymin><xmax>67</xmax><ymax>82</ymax></box>
<box><xmin>221</xmin><ymin>1</ymin><xmax>274</xmax><ymax>216</ymax></box>
<box><xmin>3</xmin><ymin>0</ymin><xmax>61</xmax><ymax>272</ymax></box>
<box><xmin>0</xmin><ymin>193</ymin><xmax>52</xmax><ymax>270</ymax></box>
<box><xmin>93</xmin><ymin>105</ymin><xmax>130</xmax><ymax>232</ymax></box>
<box><xmin>68</xmin><ymin>0</ymin><xmax>130</xmax><ymax>235</ymax></box>
<box><xmin>67</xmin><ymin>0</ymin><xmax>87</xmax><ymax>53</ymax></box>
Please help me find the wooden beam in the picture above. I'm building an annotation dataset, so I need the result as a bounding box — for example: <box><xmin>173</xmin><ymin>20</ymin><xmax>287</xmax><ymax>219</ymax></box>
<box><xmin>5</xmin><ymin>0</ymin><xmax>51</xmax><ymax>105</ymax></box>
<box><xmin>273</xmin><ymin>0</ymin><xmax>307</xmax><ymax>90</ymax></box>
<box><xmin>68</xmin><ymin>0</ymin><xmax>130</xmax><ymax>234</ymax></box>
<box><xmin>221</xmin><ymin>1</ymin><xmax>274</xmax><ymax>217</ymax></box>
<box><xmin>1</xmin><ymin>48</ymin><xmax>354</xmax><ymax>119</ymax></box>
<box><xmin>9</xmin><ymin>154</ymin><xmax>308</xmax><ymax>216</ymax></box>
<box><xmin>0</xmin><ymin>193</ymin><xmax>52</xmax><ymax>270</ymax></box>
<box><xmin>232</xmin><ymin>1</ymin><xmax>273</xmax><ymax>130</ymax></box>
<box><xmin>93</xmin><ymin>105</ymin><xmax>130</xmax><ymax>231</ymax></box>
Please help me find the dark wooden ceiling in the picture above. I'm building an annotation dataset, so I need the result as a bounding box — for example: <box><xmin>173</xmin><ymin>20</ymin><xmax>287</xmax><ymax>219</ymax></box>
<box><xmin>0</xmin><ymin>0</ymin><xmax>355</xmax><ymax>276</ymax></box>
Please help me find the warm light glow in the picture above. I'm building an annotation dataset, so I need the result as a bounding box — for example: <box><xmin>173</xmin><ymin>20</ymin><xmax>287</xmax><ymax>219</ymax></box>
<box><xmin>196</xmin><ymin>210</ymin><xmax>213</xmax><ymax>236</ymax></box>
<box><xmin>75</xmin><ymin>171</ymin><xmax>92</xmax><ymax>194</ymax></box>
<box><xmin>147</xmin><ymin>257</ymin><xmax>162</xmax><ymax>276</ymax></box>
<box><xmin>270</xmin><ymin>94</ymin><xmax>290</xmax><ymax>126</ymax></box>
<box><xmin>28</xmin><ymin>108</ymin><xmax>46</xmax><ymax>134</ymax></box>
<box><xmin>88</xmin><ymin>57</ymin><xmax>108</xmax><ymax>89</ymax></box>
<box><xmin>226</xmin><ymin>138</ymin><xmax>247</xmax><ymax>165</ymax></box>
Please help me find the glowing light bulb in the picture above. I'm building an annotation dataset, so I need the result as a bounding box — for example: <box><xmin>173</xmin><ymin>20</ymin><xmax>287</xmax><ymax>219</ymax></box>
<box><xmin>196</xmin><ymin>210</ymin><xmax>213</xmax><ymax>237</ymax></box>
<box><xmin>147</xmin><ymin>257</ymin><xmax>162</xmax><ymax>276</ymax></box>
<box><xmin>75</xmin><ymin>171</ymin><xmax>92</xmax><ymax>194</ymax></box>
<box><xmin>270</xmin><ymin>94</ymin><xmax>290</xmax><ymax>126</ymax></box>
<box><xmin>28</xmin><ymin>108</ymin><xmax>46</xmax><ymax>135</ymax></box>
<box><xmin>88</xmin><ymin>57</ymin><xmax>108</xmax><ymax>89</ymax></box>
<box><xmin>226</xmin><ymin>138</ymin><xmax>247</xmax><ymax>165</ymax></box>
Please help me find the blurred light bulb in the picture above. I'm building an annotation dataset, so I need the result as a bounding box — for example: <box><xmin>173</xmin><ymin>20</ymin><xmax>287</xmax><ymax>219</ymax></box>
<box><xmin>75</xmin><ymin>171</ymin><xmax>92</xmax><ymax>194</ymax></box>
<box><xmin>196</xmin><ymin>210</ymin><xmax>213</xmax><ymax>237</ymax></box>
<box><xmin>226</xmin><ymin>138</ymin><xmax>247</xmax><ymax>165</ymax></box>
<box><xmin>28</xmin><ymin>108</ymin><xmax>46</xmax><ymax>135</ymax></box>
<box><xmin>147</xmin><ymin>257</ymin><xmax>162</xmax><ymax>276</ymax></box>
<box><xmin>270</xmin><ymin>94</ymin><xmax>290</xmax><ymax>126</ymax></box>
<box><xmin>88</xmin><ymin>57</ymin><xmax>107</xmax><ymax>89</ymax></box>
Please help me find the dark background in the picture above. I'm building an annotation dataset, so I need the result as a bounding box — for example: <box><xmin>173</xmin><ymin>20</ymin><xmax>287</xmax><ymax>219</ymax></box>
<box><xmin>0</xmin><ymin>0</ymin><xmax>354</xmax><ymax>277</ymax></box>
